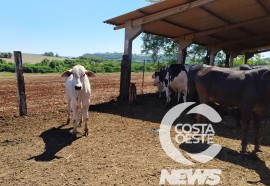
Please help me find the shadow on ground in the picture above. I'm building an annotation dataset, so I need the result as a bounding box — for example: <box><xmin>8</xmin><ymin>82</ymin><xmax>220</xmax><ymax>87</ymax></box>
<box><xmin>28</xmin><ymin>124</ymin><xmax>79</xmax><ymax>161</ymax></box>
<box><xmin>91</xmin><ymin>93</ymin><xmax>270</xmax><ymax>183</ymax></box>
<box><xmin>91</xmin><ymin>93</ymin><xmax>270</xmax><ymax>147</ymax></box>
<box><xmin>180</xmin><ymin>143</ymin><xmax>270</xmax><ymax>185</ymax></box>
<box><xmin>91</xmin><ymin>93</ymin><xmax>168</xmax><ymax>124</ymax></box>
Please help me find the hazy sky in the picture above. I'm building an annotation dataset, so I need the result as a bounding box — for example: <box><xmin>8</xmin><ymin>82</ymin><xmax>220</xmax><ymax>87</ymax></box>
<box><xmin>1</xmin><ymin>0</ymin><xmax>151</xmax><ymax>57</ymax></box>
<box><xmin>1</xmin><ymin>0</ymin><xmax>270</xmax><ymax>58</ymax></box>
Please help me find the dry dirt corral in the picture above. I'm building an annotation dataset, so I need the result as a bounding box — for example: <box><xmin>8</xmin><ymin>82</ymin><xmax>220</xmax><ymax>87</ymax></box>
<box><xmin>0</xmin><ymin>72</ymin><xmax>270</xmax><ymax>186</ymax></box>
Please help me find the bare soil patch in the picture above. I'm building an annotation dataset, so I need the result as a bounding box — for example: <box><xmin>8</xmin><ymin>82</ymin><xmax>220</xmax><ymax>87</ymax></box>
<box><xmin>0</xmin><ymin>72</ymin><xmax>270</xmax><ymax>185</ymax></box>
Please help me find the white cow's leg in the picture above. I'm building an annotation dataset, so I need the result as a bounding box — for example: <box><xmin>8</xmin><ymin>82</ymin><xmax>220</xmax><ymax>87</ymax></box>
<box><xmin>165</xmin><ymin>87</ymin><xmax>170</xmax><ymax>107</ymax></box>
<box><xmin>72</xmin><ymin>103</ymin><xmax>78</xmax><ymax>137</ymax></box>
<box><xmin>183</xmin><ymin>87</ymin><xmax>188</xmax><ymax>103</ymax></box>
<box><xmin>177</xmin><ymin>92</ymin><xmax>181</xmax><ymax>103</ymax></box>
<box><xmin>183</xmin><ymin>92</ymin><xmax>187</xmax><ymax>102</ymax></box>
<box><xmin>66</xmin><ymin>99</ymin><xmax>71</xmax><ymax>125</ymax></box>
<box><xmin>78</xmin><ymin>105</ymin><xmax>83</xmax><ymax>127</ymax></box>
<box><xmin>82</xmin><ymin>103</ymin><xmax>90</xmax><ymax>136</ymax></box>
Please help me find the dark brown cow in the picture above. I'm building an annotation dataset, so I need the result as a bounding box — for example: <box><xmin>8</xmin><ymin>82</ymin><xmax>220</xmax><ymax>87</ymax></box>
<box><xmin>195</xmin><ymin>66</ymin><xmax>270</xmax><ymax>153</ymax></box>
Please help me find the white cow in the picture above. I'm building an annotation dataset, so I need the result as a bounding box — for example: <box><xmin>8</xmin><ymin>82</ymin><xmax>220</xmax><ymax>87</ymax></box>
<box><xmin>61</xmin><ymin>65</ymin><xmax>95</xmax><ymax>137</ymax></box>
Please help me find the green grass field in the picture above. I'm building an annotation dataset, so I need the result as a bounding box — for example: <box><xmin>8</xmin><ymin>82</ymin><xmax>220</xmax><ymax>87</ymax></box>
<box><xmin>0</xmin><ymin>53</ymin><xmax>67</xmax><ymax>64</ymax></box>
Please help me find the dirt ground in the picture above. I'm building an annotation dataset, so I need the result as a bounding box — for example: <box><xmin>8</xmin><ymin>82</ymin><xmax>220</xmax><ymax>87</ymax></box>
<box><xmin>0</xmin><ymin>72</ymin><xmax>270</xmax><ymax>186</ymax></box>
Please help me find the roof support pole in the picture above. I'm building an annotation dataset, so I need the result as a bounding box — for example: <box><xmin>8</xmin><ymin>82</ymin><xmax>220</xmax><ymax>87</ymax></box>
<box><xmin>209</xmin><ymin>46</ymin><xmax>221</xmax><ymax>66</ymax></box>
<box><xmin>178</xmin><ymin>39</ymin><xmax>192</xmax><ymax>64</ymax></box>
<box><xmin>244</xmin><ymin>52</ymin><xmax>254</xmax><ymax>64</ymax></box>
<box><xmin>229</xmin><ymin>53</ymin><xmax>238</xmax><ymax>67</ymax></box>
<box><xmin>225</xmin><ymin>53</ymin><xmax>230</xmax><ymax>68</ymax></box>
<box><xmin>120</xmin><ymin>22</ymin><xmax>143</xmax><ymax>100</ymax></box>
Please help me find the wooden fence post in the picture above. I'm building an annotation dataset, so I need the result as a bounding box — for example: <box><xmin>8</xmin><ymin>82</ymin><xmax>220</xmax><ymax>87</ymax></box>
<box><xmin>14</xmin><ymin>51</ymin><xmax>27</xmax><ymax>116</ymax></box>
<box><xmin>141</xmin><ymin>60</ymin><xmax>146</xmax><ymax>94</ymax></box>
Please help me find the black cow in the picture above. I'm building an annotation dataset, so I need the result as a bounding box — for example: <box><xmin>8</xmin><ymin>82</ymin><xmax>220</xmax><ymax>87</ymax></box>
<box><xmin>186</xmin><ymin>64</ymin><xmax>210</xmax><ymax>102</ymax></box>
<box><xmin>195</xmin><ymin>66</ymin><xmax>270</xmax><ymax>153</ymax></box>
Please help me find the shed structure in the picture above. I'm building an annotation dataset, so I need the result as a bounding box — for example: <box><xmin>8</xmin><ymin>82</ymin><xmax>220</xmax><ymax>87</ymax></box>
<box><xmin>104</xmin><ymin>0</ymin><xmax>270</xmax><ymax>99</ymax></box>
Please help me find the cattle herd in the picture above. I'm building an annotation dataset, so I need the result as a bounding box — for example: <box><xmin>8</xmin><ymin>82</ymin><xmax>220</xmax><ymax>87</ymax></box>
<box><xmin>152</xmin><ymin>63</ymin><xmax>270</xmax><ymax>153</ymax></box>
<box><xmin>62</xmin><ymin>63</ymin><xmax>270</xmax><ymax>154</ymax></box>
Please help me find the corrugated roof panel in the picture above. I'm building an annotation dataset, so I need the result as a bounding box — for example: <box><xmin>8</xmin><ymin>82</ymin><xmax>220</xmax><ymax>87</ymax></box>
<box><xmin>205</xmin><ymin>0</ymin><xmax>265</xmax><ymax>23</ymax></box>
<box><xmin>140</xmin><ymin>0</ymin><xmax>190</xmax><ymax>14</ymax></box>
<box><xmin>104</xmin><ymin>0</ymin><xmax>190</xmax><ymax>25</ymax></box>
<box><xmin>104</xmin><ymin>0</ymin><xmax>270</xmax><ymax>54</ymax></box>
<box><xmin>194</xmin><ymin>35</ymin><xmax>220</xmax><ymax>45</ymax></box>
<box><xmin>144</xmin><ymin>20</ymin><xmax>193</xmax><ymax>38</ymax></box>
<box><xmin>167</xmin><ymin>8</ymin><xmax>227</xmax><ymax>32</ymax></box>
<box><xmin>243</xmin><ymin>21</ymin><xmax>270</xmax><ymax>35</ymax></box>
<box><xmin>214</xmin><ymin>29</ymin><xmax>251</xmax><ymax>41</ymax></box>
<box><xmin>104</xmin><ymin>11</ymin><xmax>144</xmax><ymax>26</ymax></box>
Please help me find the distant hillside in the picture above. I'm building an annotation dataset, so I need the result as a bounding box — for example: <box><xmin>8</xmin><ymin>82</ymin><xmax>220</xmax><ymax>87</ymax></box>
<box><xmin>264</xmin><ymin>57</ymin><xmax>270</xmax><ymax>62</ymax></box>
<box><xmin>0</xmin><ymin>53</ymin><xmax>67</xmax><ymax>64</ymax></box>
<box><xmin>82</xmin><ymin>52</ymin><xmax>151</xmax><ymax>61</ymax></box>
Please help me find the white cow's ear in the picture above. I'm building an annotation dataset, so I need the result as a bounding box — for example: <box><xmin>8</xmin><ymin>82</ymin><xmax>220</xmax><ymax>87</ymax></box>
<box><xmin>61</xmin><ymin>69</ymin><xmax>72</xmax><ymax>77</ymax></box>
<box><xmin>85</xmin><ymin>71</ymin><xmax>96</xmax><ymax>77</ymax></box>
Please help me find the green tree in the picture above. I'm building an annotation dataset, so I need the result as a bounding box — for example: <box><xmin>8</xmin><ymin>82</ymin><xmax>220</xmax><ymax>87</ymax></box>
<box><xmin>41</xmin><ymin>58</ymin><xmax>50</xmax><ymax>65</ymax></box>
<box><xmin>0</xmin><ymin>52</ymin><xmax>12</xmax><ymax>58</ymax></box>
<box><xmin>141</xmin><ymin>33</ymin><xmax>178</xmax><ymax>63</ymax></box>
<box><xmin>43</xmin><ymin>52</ymin><xmax>54</xmax><ymax>57</ymax></box>
<box><xmin>141</xmin><ymin>0</ymin><xmax>219</xmax><ymax>65</ymax></box>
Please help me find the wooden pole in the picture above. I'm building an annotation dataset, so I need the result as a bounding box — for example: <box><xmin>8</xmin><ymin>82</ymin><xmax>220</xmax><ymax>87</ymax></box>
<box><xmin>120</xmin><ymin>23</ymin><xmax>142</xmax><ymax>100</ymax></box>
<box><xmin>225</xmin><ymin>53</ymin><xmax>230</xmax><ymax>68</ymax></box>
<box><xmin>229</xmin><ymin>53</ymin><xmax>238</xmax><ymax>68</ymax></box>
<box><xmin>141</xmin><ymin>60</ymin><xmax>146</xmax><ymax>94</ymax></box>
<box><xmin>244</xmin><ymin>52</ymin><xmax>254</xmax><ymax>64</ymax></box>
<box><xmin>120</xmin><ymin>55</ymin><xmax>131</xmax><ymax>100</ymax></box>
<box><xmin>178</xmin><ymin>39</ymin><xmax>191</xmax><ymax>64</ymax></box>
<box><xmin>14</xmin><ymin>51</ymin><xmax>27</xmax><ymax>116</ymax></box>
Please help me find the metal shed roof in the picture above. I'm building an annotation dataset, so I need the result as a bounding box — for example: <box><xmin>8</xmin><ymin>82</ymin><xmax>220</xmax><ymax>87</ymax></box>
<box><xmin>104</xmin><ymin>0</ymin><xmax>270</xmax><ymax>54</ymax></box>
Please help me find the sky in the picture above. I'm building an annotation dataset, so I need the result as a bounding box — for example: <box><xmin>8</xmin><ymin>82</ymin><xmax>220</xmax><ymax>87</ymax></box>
<box><xmin>1</xmin><ymin>0</ymin><xmax>270</xmax><ymax>58</ymax></box>
<box><xmin>1</xmin><ymin>0</ymin><xmax>151</xmax><ymax>57</ymax></box>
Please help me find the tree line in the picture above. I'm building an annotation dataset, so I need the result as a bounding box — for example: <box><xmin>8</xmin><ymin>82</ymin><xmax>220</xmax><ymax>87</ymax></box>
<box><xmin>0</xmin><ymin>52</ymin><xmax>12</xmax><ymax>58</ymax></box>
<box><xmin>43</xmin><ymin>52</ymin><xmax>59</xmax><ymax>57</ymax></box>
<box><xmin>0</xmin><ymin>53</ymin><xmax>269</xmax><ymax>74</ymax></box>
<box><xmin>0</xmin><ymin>56</ymin><xmax>159</xmax><ymax>73</ymax></box>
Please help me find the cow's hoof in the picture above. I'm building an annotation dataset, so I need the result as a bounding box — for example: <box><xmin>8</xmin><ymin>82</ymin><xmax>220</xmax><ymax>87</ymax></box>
<box><xmin>78</xmin><ymin>119</ymin><xmax>82</xmax><ymax>127</ymax></box>
<box><xmin>72</xmin><ymin>130</ymin><xmax>77</xmax><ymax>138</ymax></box>
<box><xmin>66</xmin><ymin>118</ymin><xmax>70</xmax><ymax>125</ymax></box>
<box><xmin>240</xmin><ymin>148</ymin><xmax>248</xmax><ymax>154</ymax></box>
<box><xmin>240</xmin><ymin>147</ymin><xmax>247</xmax><ymax>154</ymax></box>
<box><xmin>254</xmin><ymin>148</ymin><xmax>262</xmax><ymax>152</ymax></box>
<box><xmin>84</xmin><ymin>128</ymin><xmax>89</xmax><ymax>136</ymax></box>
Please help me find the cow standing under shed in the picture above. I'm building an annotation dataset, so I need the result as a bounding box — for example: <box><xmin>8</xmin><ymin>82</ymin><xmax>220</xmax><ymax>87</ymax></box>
<box><xmin>187</xmin><ymin>64</ymin><xmax>211</xmax><ymax>102</ymax></box>
<box><xmin>152</xmin><ymin>64</ymin><xmax>189</xmax><ymax>106</ymax></box>
<box><xmin>195</xmin><ymin>67</ymin><xmax>270</xmax><ymax>153</ymax></box>
<box><xmin>61</xmin><ymin>65</ymin><xmax>95</xmax><ymax>137</ymax></box>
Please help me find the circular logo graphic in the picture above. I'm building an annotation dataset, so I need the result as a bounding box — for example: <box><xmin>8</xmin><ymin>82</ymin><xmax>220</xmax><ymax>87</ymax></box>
<box><xmin>159</xmin><ymin>102</ymin><xmax>222</xmax><ymax>166</ymax></box>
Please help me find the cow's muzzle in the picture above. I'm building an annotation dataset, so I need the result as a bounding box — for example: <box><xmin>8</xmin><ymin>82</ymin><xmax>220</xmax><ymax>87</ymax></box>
<box><xmin>75</xmin><ymin>86</ymin><xmax>82</xmax><ymax>90</ymax></box>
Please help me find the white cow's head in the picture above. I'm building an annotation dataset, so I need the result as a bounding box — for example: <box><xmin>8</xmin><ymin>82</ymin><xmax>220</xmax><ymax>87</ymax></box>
<box><xmin>61</xmin><ymin>65</ymin><xmax>95</xmax><ymax>91</ymax></box>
